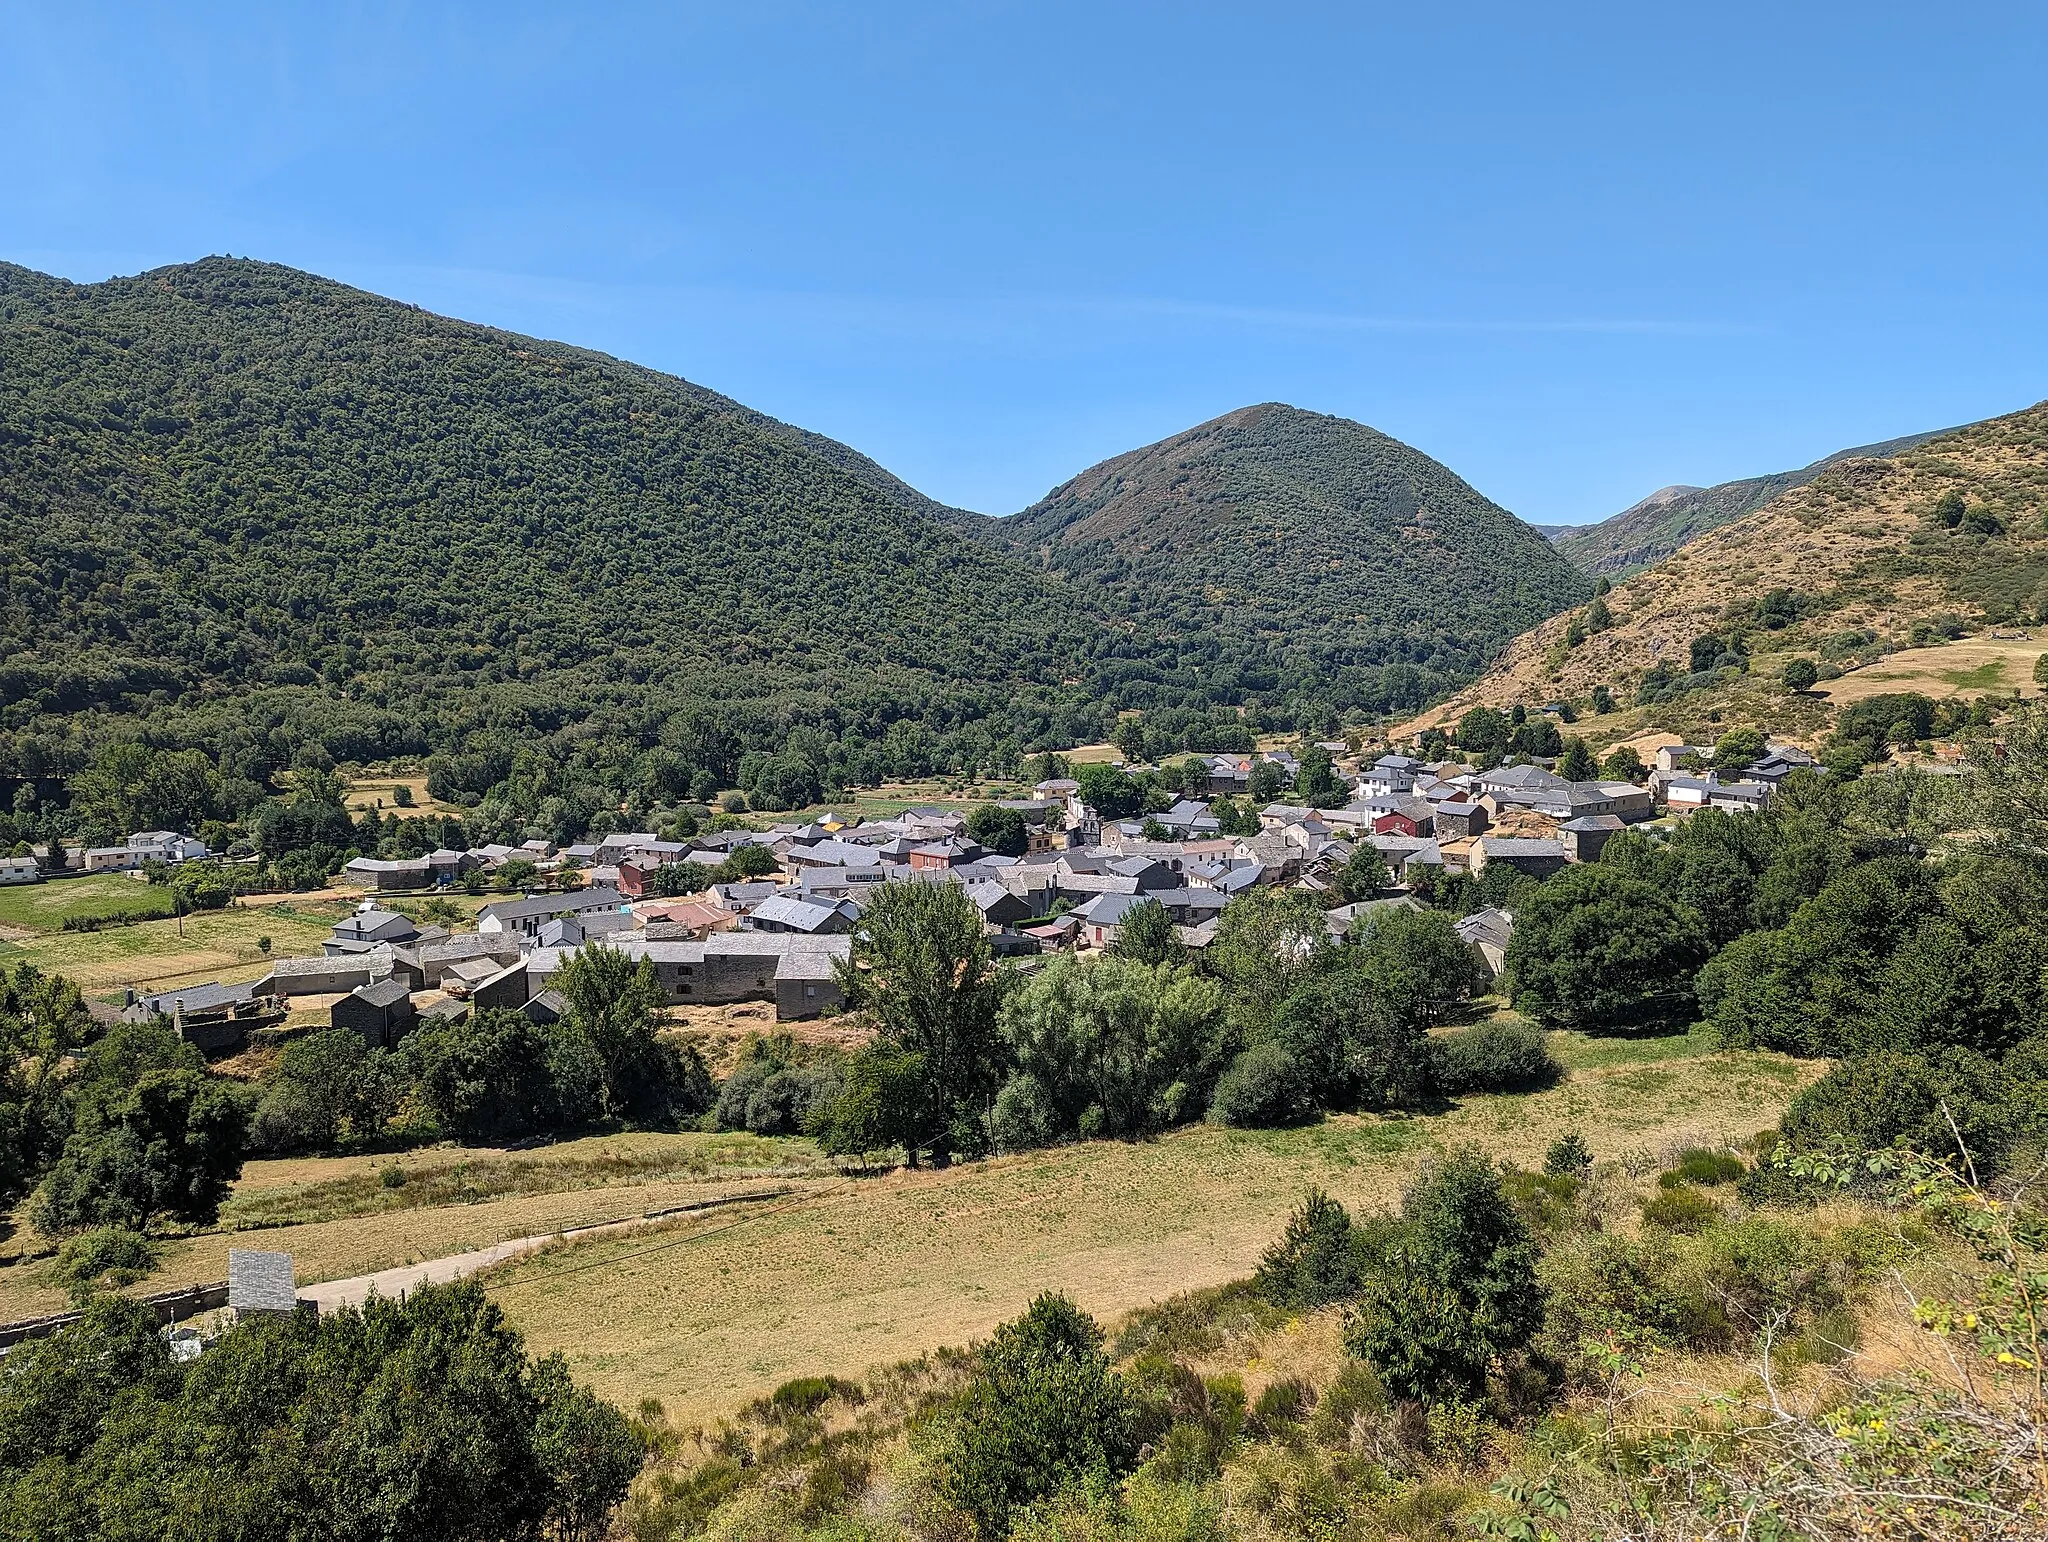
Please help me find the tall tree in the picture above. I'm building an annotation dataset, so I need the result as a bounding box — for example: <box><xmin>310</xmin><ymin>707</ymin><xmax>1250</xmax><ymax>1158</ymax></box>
<box><xmin>834</xmin><ymin>880</ymin><xmax>1008</xmax><ymax>1161</ymax></box>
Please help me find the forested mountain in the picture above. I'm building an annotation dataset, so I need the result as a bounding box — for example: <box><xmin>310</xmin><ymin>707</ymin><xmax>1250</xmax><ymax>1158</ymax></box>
<box><xmin>0</xmin><ymin>258</ymin><xmax>1135</xmax><ymax>796</ymax></box>
<box><xmin>1414</xmin><ymin>399</ymin><xmax>2048</xmax><ymax>723</ymax></box>
<box><xmin>1553</xmin><ymin>425</ymin><xmax>1966</xmax><ymax>576</ymax></box>
<box><xmin>0</xmin><ymin>261</ymin><xmax>1595</xmax><ymax>812</ymax></box>
<box><xmin>981</xmin><ymin>404</ymin><xmax>1591</xmax><ymax>707</ymax></box>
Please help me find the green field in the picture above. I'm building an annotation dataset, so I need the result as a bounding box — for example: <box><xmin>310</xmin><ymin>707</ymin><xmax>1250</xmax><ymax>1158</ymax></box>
<box><xmin>0</xmin><ymin>872</ymin><xmax>174</xmax><ymax>932</ymax></box>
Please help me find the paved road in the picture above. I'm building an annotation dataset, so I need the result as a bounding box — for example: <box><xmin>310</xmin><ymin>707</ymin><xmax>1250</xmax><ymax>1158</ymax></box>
<box><xmin>296</xmin><ymin>1188</ymin><xmax>795</xmax><ymax>1312</ymax></box>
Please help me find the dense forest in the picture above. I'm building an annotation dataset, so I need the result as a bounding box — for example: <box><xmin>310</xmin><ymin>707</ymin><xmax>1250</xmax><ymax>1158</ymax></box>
<box><xmin>986</xmin><ymin>404</ymin><xmax>1590</xmax><ymax>705</ymax></box>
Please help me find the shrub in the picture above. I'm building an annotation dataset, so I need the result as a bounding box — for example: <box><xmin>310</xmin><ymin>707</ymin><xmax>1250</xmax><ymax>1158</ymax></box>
<box><xmin>1672</xmin><ymin>1147</ymin><xmax>1744</xmax><ymax>1186</ymax></box>
<box><xmin>928</xmin><ymin>1293</ymin><xmax>1139</xmax><ymax>1539</ymax></box>
<box><xmin>1640</xmin><ymin>1184</ymin><xmax>1720</xmax><ymax>1235</ymax></box>
<box><xmin>50</xmin><ymin>1227</ymin><xmax>158</xmax><ymax>1303</ymax></box>
<box><xmin>1254</xmin><ymin>1189</ymin><xmax>1361</xmax><ymax>1310</ymax></box>
<box><xmin>1431</xmin><ymin>1020</ymin><xmax>1559</xmax><ymax>1095</ymax></box>
<box><xmin>1208</xmin><ymin>1042</ymin><xmax>1313</xmax><ymax>1127</ymax></box>
<box><xmin>1780</xmin><ymin>1049</ymin><xmax>2008</xmax><ymax>1161</ymax></box>
<box><xmin>990</xmin><ymin>1073</ymin><xmax>1061</xmax><ymax>1152</ymax></box>
<box><xmin>1544</xmin><ymin>1132</ymin><xmax>1592</xmax><ymax>1177</ymax></box>
<box><xmin>1344</xmin><ymin>1148</ymin><xmax>1545</xmax><ymax>1402</ymax></box>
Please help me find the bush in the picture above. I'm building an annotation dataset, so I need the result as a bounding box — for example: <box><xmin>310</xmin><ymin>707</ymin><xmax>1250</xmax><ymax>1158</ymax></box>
<box><xmin>928</xmin><ymin>1293</ymin><xmax>1139</xmax><ymax>1539</ymax></box>
<box><xmin>990</xmin><ymin>1073</ymin><xmax>1060</xmax><ymax>1152</ymax></box>
<box><xmin>1208</xmin><ymin>1042</ymin><xmax>1313</xmax><ymax>1127</ymax></box>
<box><xmin>1344</xmin><ymin>1148</ymin><xmax>1545</xmax><ymax>1402</ymax></box>
<box><xmin>1431</xmin><ymin>1020</ymin><xmax>1560</xmax><ymax>1095</ymax></box>
<box><xmin>1544</xmin><ymin>1132</ymin><xmax>1592</xmax><ymax>1177</ymax></box>
<box><xmin>1780</xmin><ymin>1049</ymin><xmax>2008</xmax><ymax>1161</ymax></box>
<box><xmin>1254</xmin><ymin>1189</ymin><xmax>1361</xmax><ymax>1310</ymax></box>
<box><xmin>1671</xmin><ymin>1147</ymin><xmax>1744</xmax><ymax>1186</ymax></box>
<box><xmin>50</xmin><ymin>1227</ymin><xmax>158</xmax><ymax>1303</ymax></box>
<box><xmin>713</xmin><ymin>1042</ymin><xmax>842</xmax><ymax>1136</ymax></box>
<box><xmin>1640</xmin><ymin>1184</ymin><xmax>1720</xmax><ymax>1235</ymax></box>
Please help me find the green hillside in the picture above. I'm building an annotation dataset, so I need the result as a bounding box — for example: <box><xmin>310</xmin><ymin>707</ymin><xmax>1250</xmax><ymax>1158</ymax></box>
<box><xmin>1554</xmin><ymin>425</ymin><xmax>1964</xmax><ymax>576</ymax></box>
<box><xmin>988</xmin><ymin>403</ymin><xmax>1591</xmax><ymax>701</ymax></box>
<box><xmin>0</xmin><ymin>258</ymin><xmax>1118</xmax><ymax>790</ymax></box>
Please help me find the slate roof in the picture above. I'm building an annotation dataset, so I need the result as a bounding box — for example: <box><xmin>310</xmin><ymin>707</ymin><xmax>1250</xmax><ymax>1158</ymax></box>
<box><xmin>479</xmin><ymin>886</ymin><xmax>625</xmax><ymax>924</ymax></box>
<box><xmin>129</xmin><ymin>980</ymin><xmax>258</xmax><ymax>1019</ymax></box>
<box><xmin>228</xmin><ymin>1249</ymin><xmax>298</xmax><ymax>1314</ymax></box>
<box><xmin>351</xmin><ymin>977</ymin><xmax>414</xmax><ymax>1010</ymax></box>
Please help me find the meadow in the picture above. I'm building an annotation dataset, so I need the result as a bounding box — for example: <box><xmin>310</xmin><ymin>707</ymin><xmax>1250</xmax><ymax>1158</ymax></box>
<box><xmin>0</xmin><ymin>899</ymin><xmax>350</xmax><ymax>999</ymax></box>
<box><xmin>1816</xmin><ymin>632</ymin><xmax>2048</xmax><ymax>704</ymax></box>
<box><xmin>481</xmin><ymin>1029</ymin><xmax>1809</xmax><ymax>1423</ymax></box>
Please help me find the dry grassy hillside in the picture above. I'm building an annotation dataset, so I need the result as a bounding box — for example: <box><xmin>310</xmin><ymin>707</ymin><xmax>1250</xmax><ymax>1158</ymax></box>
<box><xmin>1408</xmin><ymin>401</ymin><xmax>2048</xmax><ymax>731</ymax></box>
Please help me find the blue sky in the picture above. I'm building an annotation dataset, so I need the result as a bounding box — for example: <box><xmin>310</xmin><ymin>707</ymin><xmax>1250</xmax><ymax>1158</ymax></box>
<box><xmin>4</xmin><ymin>3</ymin><xmax>2045</xmax><ymax>524</ymax></box>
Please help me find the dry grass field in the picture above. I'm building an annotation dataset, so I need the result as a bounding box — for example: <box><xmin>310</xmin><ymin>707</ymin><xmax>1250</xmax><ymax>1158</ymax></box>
<box><xmin>0</xmin><ymin>1024</ymin><xmax>1815</xmax><ymax>1425</ymax></box>
<box><xmin>484</xmin><ymin>1028</ymin><xmax>1811</xmax><ymax>1423</ymax></box>
<box><xmin>0</xmin><ymin>1131</ymin><xmax>835</xmax><ymax>1322</ymax></box>
<box><xmin>341</xmin><ymin>771</ymin><xmax>464</xmax><ymax>820</ymax></box>
<box><xmin>1817</xmin><ymin>632</ymin><xmax>2048</xmax><ymax>704</ymax></box>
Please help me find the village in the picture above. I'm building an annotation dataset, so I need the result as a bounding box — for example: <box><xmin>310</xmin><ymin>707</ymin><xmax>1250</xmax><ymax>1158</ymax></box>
<box><xmin>82</xmin><ymin>732</ymin><xmax>1820</xmax><ymax>1061</ymax></box>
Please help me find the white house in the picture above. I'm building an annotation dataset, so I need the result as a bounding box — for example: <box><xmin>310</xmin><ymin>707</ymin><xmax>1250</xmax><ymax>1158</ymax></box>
<box><xmin>0</xmin><ymin>856</ymin><xmax>40</xmax><ymax>886</ymax></box>
<box><xmin>81</xmin><ymin>830</ymin><xmax>210</xmax><ymax>873</ymax></box>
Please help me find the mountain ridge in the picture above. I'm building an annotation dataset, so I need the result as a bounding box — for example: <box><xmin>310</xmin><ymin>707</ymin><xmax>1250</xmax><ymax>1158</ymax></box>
<box><xmin>1406</xmin><ymin>398</ymin><xmax>2048</xmax><ymax>731</ymax></box>
<box><xmin>1554</xmin><ymin>426</ymin><xmax>1971</xmax><ymax>576</ymax></box>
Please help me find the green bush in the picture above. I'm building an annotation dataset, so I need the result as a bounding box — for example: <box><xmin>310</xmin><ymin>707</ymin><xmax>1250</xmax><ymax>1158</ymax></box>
<box><xmin>1344</xmin><ymin>1148</ymin><xmax>1545</xmax><ymax>1402</ymax></box>
<box><xmin>1639</xmin><ymin>1183</ymin><xmax>1720</xmax><ymax>1235</ymax></box>
<box><xmin>928</xmin><ymin>1293</ymin><xmax>1139</xmax><ymax>1539</ymax></box>
<box><xmin>1671</xmin><ymin>1147</ymin><xmax>1744</xmax><ymax>1186</ymax></box>
<box><xmin>1779</xmin><ymin>1049</ymin><xmax>2008</xmax><ymax>1161</ymax></box>
<box><xmin>50</xmin><ymin>1226</ymin><xmax>158</xmax><ymax>1303</ymax></box>
<box><xmin>1208</xmin><ymin>1042</ymin><xmax>1313</xmax><ymax>1127</ymax></box>
<box><xmin>1544</xmin><ymin>1132</ymin><xmax>1592</xmax><ymax>1176</ymax></box>
<box><xmin>1253</xmin><ymin>1189</ymin><xmax>1361</xmax><ymax>1310</ymax></box>
<box><xmin>1431</xmin><ymin>1020</ymin><xmax>1560</xmax><ymax>1095</ymax></box>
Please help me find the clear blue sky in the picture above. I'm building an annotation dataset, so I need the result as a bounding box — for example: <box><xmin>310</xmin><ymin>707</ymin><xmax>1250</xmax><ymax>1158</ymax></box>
<box><xmin>4</xmin><ymin>3</ymin><xmax>2045</xmax><ymax>525</ymax></box>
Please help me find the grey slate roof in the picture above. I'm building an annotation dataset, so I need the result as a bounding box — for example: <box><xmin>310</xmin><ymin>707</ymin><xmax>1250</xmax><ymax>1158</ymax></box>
<box><xmin>228</xmin><ymin>1249</ymin><xmax>298</xmax><ymax>1313</ymax></box>
<box><xmin>351</xmin><ymin>977</ymin><xmax>413</xmax><ymax>1009</ymax></box>
<box><xmin>129</xmin><ymin>979</ymin><xmax>258</xmax><ymax>1019</ymax></box>
<box><xmin>479</xmin><ymin>886</ymin><xmax>625</xmax><ymax>925</ymax></box>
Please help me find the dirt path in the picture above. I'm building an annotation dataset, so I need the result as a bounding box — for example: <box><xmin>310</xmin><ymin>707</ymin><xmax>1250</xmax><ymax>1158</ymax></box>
<box><xmin>295</xmin><ymin>1188</ymin><xmax>798</xmax><ymax>1311</ymax></box>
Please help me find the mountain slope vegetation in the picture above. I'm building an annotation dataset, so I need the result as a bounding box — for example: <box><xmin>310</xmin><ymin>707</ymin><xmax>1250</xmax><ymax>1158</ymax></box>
<box><xmin>1415</xmin><ymin>399</ymin><xmax>2048</xmax><ymax>727</ymax></box>
<box><xmin>987</xmin><ymin>403</ymin><xmax>1591</xmax><ymax>707</ymax></box>
<box><xmin>1554</xmin><ymin>425</ymin><xmax>1965</xmax><ymax>577</ymax></box>
<box><xmin>0</xmin><ymin>258</ymin><xmax>1136</xmax><ymax>791</ymax></box>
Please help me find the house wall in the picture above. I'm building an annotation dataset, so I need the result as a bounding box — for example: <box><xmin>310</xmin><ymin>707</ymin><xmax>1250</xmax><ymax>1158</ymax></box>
<box><xmin>775</xmin><ymin>974</ymin><xmax>844</xmax><ymax>1020</ymax></box>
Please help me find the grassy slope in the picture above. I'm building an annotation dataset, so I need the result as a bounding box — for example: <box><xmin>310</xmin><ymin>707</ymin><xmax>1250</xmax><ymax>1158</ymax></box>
<box><xmin>0</xmin><ymin>873</ymin><xmax>173</xmax><ymax>931</ymax></box>
<box><xmin>984</xmin><ymin>403</ymin><xmax>1591</xmax><ymax>683</ymax></box>
<box><xmin>0</xmin><ymin>898</ymin><xmax>348</xmax><ymax>995</ymax></box>
<box><xmin>1409</xmin><ymin>401</ymin><xmax>2048</xmax><ymax>735</ymax></box>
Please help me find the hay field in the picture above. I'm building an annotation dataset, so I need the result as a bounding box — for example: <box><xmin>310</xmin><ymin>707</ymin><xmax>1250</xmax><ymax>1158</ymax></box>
<box><xmin>0</xmin><ymin>1131</ymin><xmax>834</xmax><ymax>1322</ymax></box>
<box><xmin>485</xmin><ymin>1031</ymin><xmax>1811</xmax><ymax>1423</ymax></box>
<box><xmin>0</xmin><ymin>900</ymin><xmax>348</xmax><ymax>996</ymax></box>
<box><xmin>1817</xmin><ymin>633</ymin><xmax>2048</xmax><ymax>705</ymax></box>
